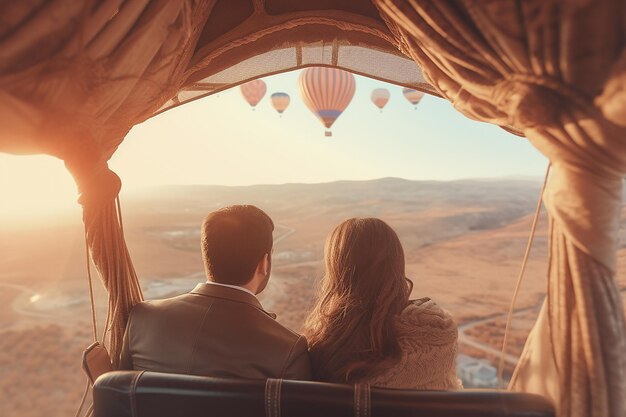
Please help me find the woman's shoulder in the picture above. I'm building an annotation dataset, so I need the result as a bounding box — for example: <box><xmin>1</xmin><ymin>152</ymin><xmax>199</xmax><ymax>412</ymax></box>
<box><xmin>393</xmin><ymin>297</ymin><xmax>458</xmax><ymax>346</ymax></box>
<box><xmin>401</xmin><ymin>297</ymin><xmax>456</xmax><ymax>325</ymax></box>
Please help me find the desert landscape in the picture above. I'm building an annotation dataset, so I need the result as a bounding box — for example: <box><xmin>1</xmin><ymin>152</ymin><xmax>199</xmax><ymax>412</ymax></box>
<box><xmin>0</xmin><ymin>177</ymin><xmax>625</xmax><ymax>416</ymax></box>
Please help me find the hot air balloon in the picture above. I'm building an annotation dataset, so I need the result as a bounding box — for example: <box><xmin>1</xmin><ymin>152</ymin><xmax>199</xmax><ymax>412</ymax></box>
<box><xmin>270</xmin><ymin>92</ymin><xmax>290</xmax><ymax>116</ymax></box>
<box><xmin>240</xmin><ymin>79</ymin><xmax>267</xmax><ymax>110</ymax></box>
<box><xmin>371</xmin><ymin>88</ymin><xmax>390</xmax><ymax>112</ymax></box>
<box><xmin>402</xmin><ymin>88</ymin><xmax>424</xmax><ymax>109</ymax></box>
<box><xmin>298</xmin><ymin>67</ymin><xmax>356</xmax><ymax>137</ymax></box>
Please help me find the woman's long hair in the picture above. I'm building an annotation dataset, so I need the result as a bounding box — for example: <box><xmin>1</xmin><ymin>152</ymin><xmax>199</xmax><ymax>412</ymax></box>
<box><xmin>303</xmin><ymin>218</ymin><xmax>411</xmax><ymax>382</ymax></box>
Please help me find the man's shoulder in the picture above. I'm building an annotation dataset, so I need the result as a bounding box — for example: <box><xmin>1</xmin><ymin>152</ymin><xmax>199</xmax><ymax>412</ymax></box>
<box><xmin>132</xmin><ymin>293</ymin><xmax>188</xmax><ymax>309</ymax></box>
<box><xmin>130</xmin><ymin>292</ymin><xmax>303</xmax><ymax>344</ymax></box>
<box><xmin>129</xmin><ymin>293</ymin><xmax>198</xmax><ymax>321</ymax></box>
<box><xmin>217</xmin><ymin>297</ymin><xmax>303</xmax><ymax>344</ymax></box>
<box><xmin>251</xmin><ymin>309</ymin><xmax>303</xmax><ymax>342</ymax></box>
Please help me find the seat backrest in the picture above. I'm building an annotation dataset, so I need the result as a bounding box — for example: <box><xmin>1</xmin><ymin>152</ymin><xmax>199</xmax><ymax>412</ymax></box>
<box><xmin>93</xmin><ymin>371</ymin><xmax>554</xmax><ymax>417</ymax></box>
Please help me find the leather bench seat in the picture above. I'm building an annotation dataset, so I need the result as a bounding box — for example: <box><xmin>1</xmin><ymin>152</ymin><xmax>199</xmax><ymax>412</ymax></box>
<box><xmin>93</xmin><ymin>371</ymin><xmax>554</xmax><ymax>417</ymax></box>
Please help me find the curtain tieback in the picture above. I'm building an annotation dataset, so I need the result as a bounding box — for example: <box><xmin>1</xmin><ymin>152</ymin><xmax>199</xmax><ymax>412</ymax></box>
<box><xmin>66</xmin><ymin>159</ymin><xmax>122</xmax><ymax>210</ymax></box>
<box><xmin>491</xmin><ymin>74</ymin><xmax>591</xmax><ymax>130</ymax></box>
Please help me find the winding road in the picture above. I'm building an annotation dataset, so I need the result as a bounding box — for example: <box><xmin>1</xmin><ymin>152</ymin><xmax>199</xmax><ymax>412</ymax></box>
<box><xmin>274</xmin><ymin>225</ymin><xmax>296</xmax><ymax>244</ymax></box>
<box><xmin>458</xmin><ymin>286</ymin><xmax>626</xmax><ymax>366</ymax></box>
<box><xmin>458</xmin><ymin>306</ymin><xmax>539</xmax><ymax>366</ymax></box>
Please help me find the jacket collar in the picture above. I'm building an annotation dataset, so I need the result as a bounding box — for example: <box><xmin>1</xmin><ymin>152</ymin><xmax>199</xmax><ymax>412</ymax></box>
<box><xmin>190</xmin><ymin>282</ymin><xmax>275</xmax><ymax>319</ymax></box>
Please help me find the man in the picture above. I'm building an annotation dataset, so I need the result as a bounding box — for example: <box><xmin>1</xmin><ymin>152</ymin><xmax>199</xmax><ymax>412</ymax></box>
<box><xmin>120</xmin><ymin>205</ymin><xmax>311</xmax><ymax>380</ymax></box>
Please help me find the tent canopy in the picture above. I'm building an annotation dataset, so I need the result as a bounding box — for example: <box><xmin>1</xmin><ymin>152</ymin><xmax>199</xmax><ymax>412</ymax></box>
<box><xmin>160</xmin><ymin>0</ymin><xmax>439</xmax><ymax>114</ymax></box>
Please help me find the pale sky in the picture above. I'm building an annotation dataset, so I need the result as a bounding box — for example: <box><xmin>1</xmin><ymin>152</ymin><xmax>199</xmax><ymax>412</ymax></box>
<box><xmin>0</xmin><ymin>70</ymin><xmax>548</xmax><ymax>221</ymax></box>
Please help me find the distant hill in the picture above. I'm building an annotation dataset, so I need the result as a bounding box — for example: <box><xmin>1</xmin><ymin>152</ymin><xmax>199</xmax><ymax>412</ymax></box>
<box><xmin>120</xmin><ymin>177</ymin><xmax>545</xmax><ymax>255</ymax></box>
<box><xmin>127</xmin><ymin>177</ymin><xmax>544</xmax><ymax>212</ymax></box>
<box><xmin>1</xmin><ymin>175</ymin><xmax>551</xmax><ymax>296</ymax></box>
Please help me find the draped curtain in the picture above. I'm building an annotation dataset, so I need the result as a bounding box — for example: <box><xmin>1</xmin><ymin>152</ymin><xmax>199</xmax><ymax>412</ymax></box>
<box><xmin>0</xmin><ymin>0</ymin><xmax>213</xmax><ymax>365</ymax></box>
<box><xmin>373</xmin><ymin>1</ymin><xmax>626</xmax><ymax>417</ymax></box>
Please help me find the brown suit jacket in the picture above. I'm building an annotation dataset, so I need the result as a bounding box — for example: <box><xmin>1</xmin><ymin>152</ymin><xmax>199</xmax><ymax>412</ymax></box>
<box><xmin>120</xmin><ymin>283</ymin><xmax>311</xmax><ymax>380</ymax></box>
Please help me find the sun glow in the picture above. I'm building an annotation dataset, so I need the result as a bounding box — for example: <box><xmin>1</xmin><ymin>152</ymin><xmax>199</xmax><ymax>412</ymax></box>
<box><xmin>0</xmin><ymin>154</ymin><xmax>81</xmax><ymax>224</ymax></box>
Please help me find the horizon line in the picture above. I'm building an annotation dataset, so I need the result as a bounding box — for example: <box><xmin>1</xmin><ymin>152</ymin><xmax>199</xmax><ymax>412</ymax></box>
<box><xmin>121</xmin><ymin>175</ymin><xmax>546</xmax><ymax>191</ymax></box>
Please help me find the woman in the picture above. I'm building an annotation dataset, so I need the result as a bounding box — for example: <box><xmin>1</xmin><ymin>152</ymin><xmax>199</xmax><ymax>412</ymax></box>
<box><xmin>303</xmin><ymin>218</ymin><xmax>461</xmax><ymax>389</ymax></box>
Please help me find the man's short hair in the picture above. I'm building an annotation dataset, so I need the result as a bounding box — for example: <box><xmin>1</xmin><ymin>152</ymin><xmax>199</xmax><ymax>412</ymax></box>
<box><xmin>201</xmin><ymin>205</ymin><xmax>274</xmax><ymax>286</ymax></box>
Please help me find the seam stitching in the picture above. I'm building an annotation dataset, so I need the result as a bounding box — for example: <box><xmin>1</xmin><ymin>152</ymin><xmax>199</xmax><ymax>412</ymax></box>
<box><xmin>186</xmin><ymin>301</ymin><xmax>215</xmax><ymax>374</ymax></box>
<box><xmin>265</xmin><ymin>379</ymin><xmax>271</xmax><ymax>417</ymax></box>
<box><xmin>276</xmin><ymin>379</ymin><xmax>282</xmax><ymax>417</ymax></box>
<box><xmin>354</xmin><ymin>384</ymin><xmax>360</xmax><ymax>417</ymax></box>
<box><xmin>280</xmin><ymin>335</ymin><xmax>302</xmax><ymax>377</ymax></box>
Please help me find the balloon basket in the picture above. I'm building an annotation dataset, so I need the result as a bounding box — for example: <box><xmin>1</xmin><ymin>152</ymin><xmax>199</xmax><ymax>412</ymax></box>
<box><xmin>325</xmin><ymin>131</ymin><xmax>332</xmax><ymax>137</ymax></box>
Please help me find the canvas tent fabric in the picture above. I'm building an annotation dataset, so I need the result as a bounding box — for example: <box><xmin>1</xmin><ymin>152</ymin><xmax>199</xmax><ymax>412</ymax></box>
<box><xmin>374</xmin><ymin>1</ymin><xmax>626</xmax><ymax>417</ymax></box>
<box><xmin>0</xmin><ymin>1</ymin><xmax>625</xmax><ymax>416</ymax></box>
<box><xmin>0</xmin><ymin>0</ymin><xmax>214</xmax><ymax>366</ymax></box>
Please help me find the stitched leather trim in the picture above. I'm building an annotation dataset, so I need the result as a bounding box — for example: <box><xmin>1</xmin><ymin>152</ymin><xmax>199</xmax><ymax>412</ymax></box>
<box><xmin>265</xmin><ymin>378</ymin><xmax>272</xmax><ymax>417</ymax></box>
<box><xmin>354</xmin><ymin>383</ymin><xmax>359</xmax><ymax>417</ymax></box>
<box><xmin>265</xmin><ymin>378</ymin><xmax>283</xmax><ymax>417</ymax></box>
<box><xmin>364</xmin><ymin>383</ymin><xmax>370</xmax><ymax>417</ymax></box>
<box><xmin>354</xmin><ymin>383</ymin><xmax>370</xmax><ymax>417</ymax></box>
<box><xmin>276</xmin><ymin>378</ymin><xmax>282</xmax><ymax>417</ymax></box>
<box><xmin>130</xmin><ymin>371</ymin><xmax>145</xmax><ymax>417</ymax></box>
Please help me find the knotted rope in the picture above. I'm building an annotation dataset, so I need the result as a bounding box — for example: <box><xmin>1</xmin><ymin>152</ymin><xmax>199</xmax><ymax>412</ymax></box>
<box><xmin>65</xmin><ymin>158</ymin><xmax>143</xmax><ymax>368</ymax></box>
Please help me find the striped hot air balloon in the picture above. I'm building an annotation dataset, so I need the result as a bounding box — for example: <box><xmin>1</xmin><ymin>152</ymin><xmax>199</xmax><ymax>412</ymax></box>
<box><xmin>298</xmin><ymin>67</ymin><xmax>356</xmax><ymax>137</ymax></box>
<box><xmin>240</xmin><ymin>79</ymin><xmax>267</xmax><ymax>110</ymax></box>
<box><xmin>371</xmin><ymin>88</ymin><xmax>390</xmax><ymax>111</ymax></box>
<box><xmin>402</xmin><ymin>88</ymin><xmax>424</xmax><ymax>109</ymax></box>
<box><xmin>270</xmin><ymin>92</ymin><xmax>290</xmax><ymax>115</ymax></box>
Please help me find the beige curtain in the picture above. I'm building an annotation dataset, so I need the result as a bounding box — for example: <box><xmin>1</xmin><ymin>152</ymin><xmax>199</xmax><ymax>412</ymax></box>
<box><xmin>0</xmin><ymin>0</ymin><xmax>213</xmax><ymax>365</ymax></box>
<box><xmin>374</xmin><ymin>1</ymin><xmax>626</xmax><ymax>417</ymax></box>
